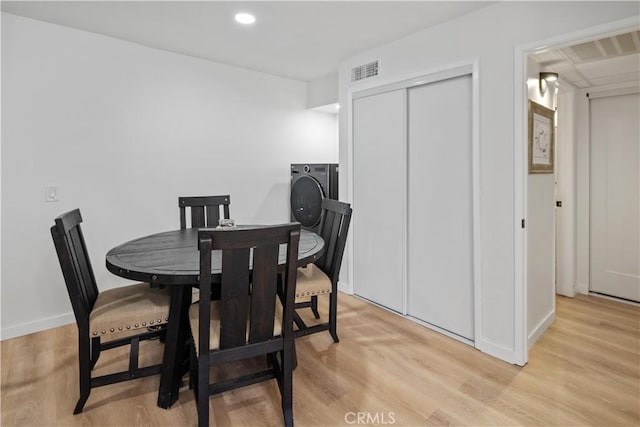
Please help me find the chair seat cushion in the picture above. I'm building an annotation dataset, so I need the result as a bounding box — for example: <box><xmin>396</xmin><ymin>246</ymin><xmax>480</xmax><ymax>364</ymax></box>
<box><xmin>189</xmin><ymin>300</ymin><xmax>282</xmax><ymax>355</ymax></box>
<box><xmin>89</xmin><ymin>283</ymin><xmax>171</xmax><ymax>337</ymax></box>
<box><xmin>295</xmin><ymin>264</ymin><xmax>332</xmax><ymax>298</ymax></box>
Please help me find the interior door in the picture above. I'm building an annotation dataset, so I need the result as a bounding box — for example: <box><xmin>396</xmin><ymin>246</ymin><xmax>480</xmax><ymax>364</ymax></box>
<box><xmin>407</xmin><ymin>75</ymin><xmax>474</xmax><ymax>340</ymax></box>
<box><xmin>589</xmin><ymin>92</ymin><xmax>640</xmax><ymax>302</ymax></box>
<box><xmin>353</xmin><ymin>89</ymin><xmax>405</xmax><ymax>313</ymax></box>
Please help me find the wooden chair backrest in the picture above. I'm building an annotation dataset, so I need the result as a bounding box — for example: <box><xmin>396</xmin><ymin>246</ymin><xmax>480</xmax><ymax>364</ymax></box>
<box><xmin>315</xmin><ymin>199</ymin><xmax>352</xmax><ymax>285</ymax></box>
<box><xmin>51</xmin><ymin>209</ymin><xmax>99</xmax><ymax>329</ymax></box>
<box><xmin>198</xmin><ymin>224</ymin><xmax>300</xmax><ymax>351</ymax></box>
<box><xmin>179</xmin><ymin>195</ymin><xmax>231</xmax><ymax>229</ymax></box>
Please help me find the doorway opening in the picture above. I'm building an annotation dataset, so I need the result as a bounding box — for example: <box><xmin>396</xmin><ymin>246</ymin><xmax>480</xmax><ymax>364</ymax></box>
<box><xmin>515</xmin><ymin>18</ymin><xmax>640</xmax><ymax>365</ymax></box>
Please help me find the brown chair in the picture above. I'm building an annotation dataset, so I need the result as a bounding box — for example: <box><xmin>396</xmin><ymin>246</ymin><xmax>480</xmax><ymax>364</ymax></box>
<box><xmin>189</xmin><ymin>224</ymin><xmax>300</xmax><ymax>427</ymax></box>
<box><xmin>294</xmin><ymin>199</ymin><xmax>352</xmax><ymax>342</ymax></box>
<box><xmin>179</xmin><ymin>195</ymin><xmax>230</xmax><ymax>229</ymax></box>
<box><xmin>179</xmin><ymin>195</ymin><xmax>231</xmax><ymax>302</ymax></box>
<box><xmin>51</xmin><ymin>209</ymin><xmax>170</xmax><ymax>414</ymax></box>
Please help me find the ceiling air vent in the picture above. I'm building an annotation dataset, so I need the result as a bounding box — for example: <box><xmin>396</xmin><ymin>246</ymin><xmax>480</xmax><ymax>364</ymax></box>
<box><xmin>351</xmin><ymin>60</ymin><xmax>379</xmax><ymax>82</ymax></box>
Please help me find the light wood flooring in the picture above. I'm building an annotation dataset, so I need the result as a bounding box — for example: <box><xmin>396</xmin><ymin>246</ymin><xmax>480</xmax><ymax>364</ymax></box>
<box><xmin>1</xmin><ymin>293</ymin><xmax>638</xmax><ymax>426</ymax></box>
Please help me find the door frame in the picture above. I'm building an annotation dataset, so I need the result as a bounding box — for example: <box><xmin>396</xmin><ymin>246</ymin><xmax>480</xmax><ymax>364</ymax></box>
<box><xmin>514</xmin><ymin>16</ymin><xmax>639</xmax><ymax>365</ymax></box>
<box><xmin>347</xmin><ymin>60</ymin><xmax>482</xmax><ymax>348</ymax></box>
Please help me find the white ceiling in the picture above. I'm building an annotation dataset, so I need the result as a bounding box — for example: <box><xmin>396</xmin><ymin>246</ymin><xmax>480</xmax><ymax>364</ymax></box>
<box><xmin>1</xmin><ymin>1</ymin><xmax>494</xmax><ymax>82</ymax></box>
<box><xmin>532</xmin><ymin>30</ymin><xmax>640</xmax><ymax>89</ymax></box>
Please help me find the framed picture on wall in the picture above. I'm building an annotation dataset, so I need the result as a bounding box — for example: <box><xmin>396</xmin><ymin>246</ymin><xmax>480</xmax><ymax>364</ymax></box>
<box><xmin>528</xmin><ymin>100</ymin><xmax>555</xmax><ymax>174</ymax></box>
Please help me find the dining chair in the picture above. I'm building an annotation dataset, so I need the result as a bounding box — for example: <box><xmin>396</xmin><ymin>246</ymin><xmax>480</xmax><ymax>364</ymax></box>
<box><xmin>189</xmin><ymin>224</ymin><xmax>300</xmax><ymax>427</ymax></box>
<box><xmin>179</xmin><ymin>195</ymin><xmax>231</xmax><ymax>229</ymax></box>
<box><xmin>51</xmin><ymin>209</ymin><xmax>170</xmax><ymax>414</ymax></box>
<box><xmin>179</xmin><ymin>195</ymin><xmax>231</xmax><ymax>303</ymax></box>
<box><xmin>293</xmin><ymin>198</ymin><xmax>352</xmax><ymax>342</ymax></box>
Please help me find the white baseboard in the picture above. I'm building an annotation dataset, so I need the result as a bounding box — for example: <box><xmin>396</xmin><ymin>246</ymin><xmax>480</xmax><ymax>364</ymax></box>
<box><xmin>351</xmin><ymin>292</ymin><xmax>521</xmax><ymax>366</ymax></box>
<box><xmin>556</xmin><ymin>285</ymin><xmax>576</xmax><ymax>297</ymax></box>
<box><xmin>407</xmin><ymin>315</ymin><xmax>474</xmax><ymax>347</ymax></box>
<box><xmin>528</xmin><ymin>309</ymin><xmax>556</xmax><ymax>350</ymax></box>
<box><xmin>338</xmin><ymin>280</ymin><xmax>352</xmax><ymax>294</ymax></box>
<box><xmin>477</xmin><ymin>339</ymin><xmax>522</xmax><ymax>366</ymax></box>
<box><xmin>589</xmin><ymin>292</ymin><xmax>640</xmax><ymax>306</ymax></box>
<box><xmin>575</xmin><ymin>283</ymin><xmax>589</xmax><ymax>295</ymax></box>
<box><xmin>0</xmin><ymin>312</ymin><xmax>75</xmax><ymax>341</ymax></box>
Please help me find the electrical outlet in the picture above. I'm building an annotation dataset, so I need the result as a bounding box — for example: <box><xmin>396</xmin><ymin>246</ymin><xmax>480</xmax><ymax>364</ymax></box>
<box><xmin>45</xmin><ymin>185</ymin><xmax>59</xmax><ymax>202</ymax></box>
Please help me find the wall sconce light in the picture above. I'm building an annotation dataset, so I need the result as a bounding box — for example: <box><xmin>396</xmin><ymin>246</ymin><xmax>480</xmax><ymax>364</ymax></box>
<box><xmin>539</xmin><ymin>72</ymin><xmax>559</xmax><ymax>95</ymax></box>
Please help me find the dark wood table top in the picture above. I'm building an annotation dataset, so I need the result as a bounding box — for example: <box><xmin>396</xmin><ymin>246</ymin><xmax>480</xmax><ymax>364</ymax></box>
<box><xmin>106</xmin><ymin>226</ymin><xmax>324</xmax><ymax>286</ymax></box>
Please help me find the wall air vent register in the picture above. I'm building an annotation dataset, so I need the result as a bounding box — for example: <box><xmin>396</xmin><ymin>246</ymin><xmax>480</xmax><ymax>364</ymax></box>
<box><xmin>351</xmin><ymin>60</ymin><xmax>379</xmax><ymax>82</ymax></box>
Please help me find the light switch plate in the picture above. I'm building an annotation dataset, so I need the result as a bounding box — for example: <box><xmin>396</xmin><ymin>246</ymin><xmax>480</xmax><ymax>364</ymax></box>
<box><xmin>45</xmin><ymin>185</ymin><xmax>59</xmax><ymax>202</ymax></box>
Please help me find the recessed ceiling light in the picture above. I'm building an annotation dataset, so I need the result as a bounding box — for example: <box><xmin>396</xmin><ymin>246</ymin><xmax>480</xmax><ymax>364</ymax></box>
<box><xmin>235</xmin><ymin>13</ymin><xmax>256</xmax><ymax>25</ymax></box>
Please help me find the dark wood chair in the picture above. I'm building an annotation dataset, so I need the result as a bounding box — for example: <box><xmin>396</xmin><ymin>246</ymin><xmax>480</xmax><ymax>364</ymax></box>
<box><xmin>189</xmin><ymin>224</ymin><xmax>300</xmax><ymax>427</ymax></box>
<box><xmin>293</xmin><ymin>199</ymin><xmax>352</xmax><ymax>342</ymax></box>
<box><xmin>50</xmin><ymin>209</ymin><xmax>170</xmax><ymax>414</ymax></box>
<box><xmin>179</xmin><ymin>195</ymin><xmax>230</xmax><ymax>229</ymax></box>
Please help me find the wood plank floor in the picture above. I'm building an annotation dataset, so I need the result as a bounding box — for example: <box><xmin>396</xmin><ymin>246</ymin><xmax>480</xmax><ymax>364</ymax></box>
<box><xmin>1</xmin><ymin>293</ymin><xmax>638</xmax><ymax>426</ymax></box>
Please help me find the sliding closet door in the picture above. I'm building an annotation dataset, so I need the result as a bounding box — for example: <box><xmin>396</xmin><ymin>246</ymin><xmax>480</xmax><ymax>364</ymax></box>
<box><xmin>407</xmin><ymin>75</ymin><xmax>474</xmax><ymax>340</ymax></box>
<box><xmin>353</xmin><ymin>90</ymin><xmax>405</xmax><ymax>313</ymax></box>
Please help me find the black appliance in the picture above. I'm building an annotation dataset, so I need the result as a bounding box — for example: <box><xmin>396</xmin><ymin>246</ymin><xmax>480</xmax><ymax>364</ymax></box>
<box><xmin>290</xmin><ymin>163</ymin><xmax>338</xmax><ymax>231</ymax></box>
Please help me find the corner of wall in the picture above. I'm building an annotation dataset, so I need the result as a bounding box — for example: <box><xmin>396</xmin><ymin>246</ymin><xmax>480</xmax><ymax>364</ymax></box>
<box><xmin>477</xmin><ymin>339</ymin><xmax>523</xmax><ymax>366</ymax></box>
<box><xmin>307</xmin><ymin>72</ymin><xmax>339</xmax><ymax>109</ymax></box>
<box><xmin>527</xmin><ymin>309</ymin><xmax>555</xmax><ymax>350</ymax></box>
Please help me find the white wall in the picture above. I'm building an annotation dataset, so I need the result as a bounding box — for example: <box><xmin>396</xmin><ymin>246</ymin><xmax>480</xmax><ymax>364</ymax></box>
<box><xmin>338</xmin><ymin>1</ymin><xmax>639</xmax><ymax>364</ymax></box>
<box><xmin>526</xmin><ymin>59</ymin><xmax>556</xmax><ymax>349</ymax></box>
<box><xmin>307</xmin><ymin>72</ymin><xmax>338</xmax><ymax>109</ymax></box>
<box><xmin>1</xmin><ymin>13</ymin><xmax>338</xmax><ymax>339</ymax></box>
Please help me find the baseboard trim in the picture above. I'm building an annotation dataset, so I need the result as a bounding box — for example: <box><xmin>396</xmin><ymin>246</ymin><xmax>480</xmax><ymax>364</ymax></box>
<box><xmin>556</xmin><ymin>286</ymin><xmax>576</xmax><ymax>298</ymax></box>
<box><xmin>589</xmin><ymin>292</ymin><xmax>640</xmax><ymax>306</ymax></box>
<box><xmin>351</xmin><ymin>293</ymin><xmax>522</xmax><ymax>365</ymax></box>
<box><xmin>575</xmin><ymin>283</ymin><xmax>589</xmax><ymax>295</ymax></box>
<box><xmin>0</xmin><ymin>312</ymin><xmax>75</xmax><ymax>341</ymax></box>
<box><xmin>407</xmin><ymin>315</ymin><xmax>474</xmax><ymax>347</ymax></box>
<box><xmin>528</xmin><ymin>309</ymin><xmax>556</xmax><ymax>350</ymax></box>
<box><xmin>338</xmin><ymin>280</ymin><xmax>352</xmax><ymax>294</ymax></box>
<box><xmin>477</xmin><ymin>339</ymin><xmax>521</xmax><ymax>366</ymax></box>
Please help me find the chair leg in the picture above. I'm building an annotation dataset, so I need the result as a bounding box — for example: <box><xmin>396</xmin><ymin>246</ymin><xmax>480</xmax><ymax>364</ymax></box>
<box><xmin>73</xmin><ymin>391</ymin><xmax>90</xmax><ymax>415</ymax></box>
<box><xmin>189</xmin><ymin>342</ymin><xmax>197</xmax><ymax>392</ymax></box>
<box><xmin>197</xmin><ymin>355</ymin><xmax>210</xmax><ymax>427</ymax></box>
<box><xmin>292</xmin><ymin>341</ymin><xmax>298</xmax><ymax>371</ymax></box>
<box><xmin>281</xmin><ymin>344</ymin><xmax>294</xmax><ymax>427</ymax></box>
<box><xmin>284</xmin><ymin>405</ymin><xmax>293</xmax><ymax>427</ymax></box>
<box><xmin>310</xmin><ymin>295</ymin><xmax>320</xmax><ymax>319</ymax></box>
<box><xmin>90</xmin><ymin>336</ymin><xmax>100</xmax><ymax>369</ymax></box>
<box><xmin>328</xmin><ymin>292</ymin><xmax>339</xmax><ymax>343</ymax></box>
<box><xmin>293</xmin><ymin>311</ymin><xmax>306</xmax><ymax>331</ymax></box>
<box><xmin>74</xmin><ymin>334</ymin><xmax>92</xmax><ymax>414</ymax></box>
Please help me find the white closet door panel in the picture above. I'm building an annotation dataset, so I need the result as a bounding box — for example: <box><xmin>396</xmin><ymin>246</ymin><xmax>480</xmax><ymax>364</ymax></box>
<box><xmin>353</xmin><ymin>90</ymin><xmax>405</xmax><ymax>313</ymax></box>
<box><xmin>590</xmin><ymin>93</ymin><xmax>640</xmax><ymax>302</ymax></box>
<box><xmin>407</xmin><ymin>75</ymin><xmax>474</xmax><ymax>340</ymax></box>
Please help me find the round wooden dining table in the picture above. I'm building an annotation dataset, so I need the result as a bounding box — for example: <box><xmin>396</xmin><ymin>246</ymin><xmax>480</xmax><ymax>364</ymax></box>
<box><xmin>106</xmin><ymin>226</ymin><xmax>324</xmax><ymax>409</ymax></box>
